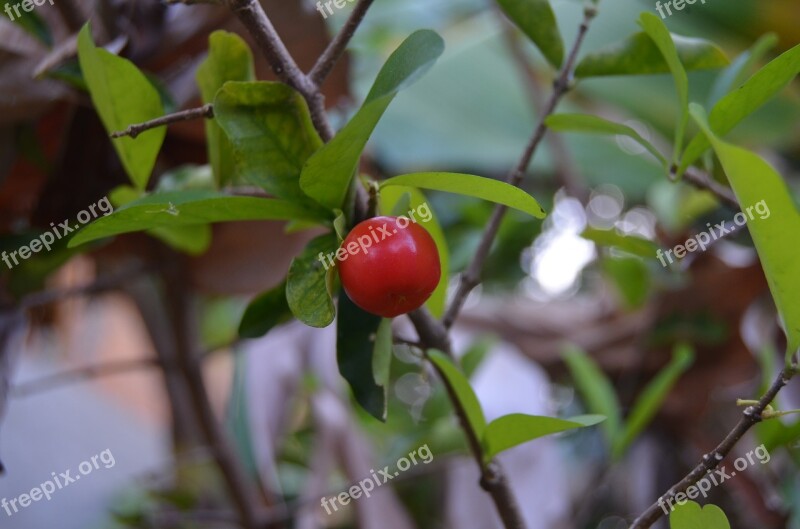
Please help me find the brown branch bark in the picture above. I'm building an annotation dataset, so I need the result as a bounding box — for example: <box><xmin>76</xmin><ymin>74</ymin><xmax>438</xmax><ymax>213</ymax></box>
<box><xmin>629</xmin><ymin>365</ymin><xmax>796</xmax><ymax>529</ymax></box>
<box><xmin>683</xmin><ymin>166</ymin><xmax>739</xmax><ymax>209</ymax></box>
<box><xmin>110</xmin><ymin>104</ymin><xmax>214</xmax><ymax>139</ymax></box>
<box><xmin>443</xmin><ymin>4</ymin><xmax>598</xmax><ymax>329</ymax></box>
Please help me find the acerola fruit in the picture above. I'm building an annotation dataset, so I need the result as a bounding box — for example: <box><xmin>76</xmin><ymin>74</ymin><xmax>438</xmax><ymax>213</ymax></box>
<box><xmin>338</xmin><ymin>216</ymin><xmax>441</xmax><ymax>318</ymax></box>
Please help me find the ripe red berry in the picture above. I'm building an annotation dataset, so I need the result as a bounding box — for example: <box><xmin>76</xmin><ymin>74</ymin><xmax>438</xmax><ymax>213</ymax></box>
<box><xmin>338</xmin><ymin>216</ymin><xmax>441</xmax><ymax>318</ymax></box>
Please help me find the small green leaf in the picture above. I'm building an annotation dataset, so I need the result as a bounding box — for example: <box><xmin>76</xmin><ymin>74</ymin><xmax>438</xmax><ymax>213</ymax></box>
<box><xmin>300</xmin><ymin>30</ymin><xmax>445</xmax><ymax>211</ymax></box>
<box><xmin>238</xmin><ymin>281</ymin><xmax>292</xmax><ymax>338</ymax></box>
<box><xmin>581</xmin><ymin>227</ymin><xmax>659</xmax><ymax>258</ymax></box>
<box><xmin>482</xmin><ymin>414</ymin><xmax>604</xmax><ymax>462</ymax></box>
<box><xmin>680</xmin><ymin>43</ymin><xmax>800</xmax><ymax>174</ymax></box>
<box><xmin>373</xmin><ymin>318</ymin><xmax>393</xmax><ymax>396</ymax></box>
<box><xmin>379</xmin><ymin>185</ymin><xmax>449</xmax><ymax>317</ymax></box>
<box><xmin>562</xmin><ymin>345</ymin><xmax>621</xmax><ymax>445</ymax></box>
<box><xmin>601</xmin><ymin>256</ymin><xmax>650</xmax><ymax>310</ymax></box>
<box><xmin>286</xmin><ymin>234</ymin><xmax>339</xmax><ymax>328</ymax></box>
<box><xmin>214</xmin><ymin>81</ymin><xmax>325</xmax><ymax>213</ymax></box>
<box><xmin>496</xmin><ymin>0</ymin><xmax>563</xmax><ymax>68</ymax></box>
<box><xmin>575</xmin><ymin>31</ymin><xmax>727</xmax><ymax>78</ymax></box>
<box><xmin>670</xmin><ymin>501</ymin><xmax>730</xmax><ymax>529</ymax></box>
<box><xmin>77</xmin><ymin>24</ymin><xmax>166</xmax><ymax>189</ymax></box>
<box><xmin>691</xmin><ymin>104</ymin><xmax>800</xmax><ymax>358</ymax></box>
<box><xmin>68</xmin><ymin>191</ymin><xmax>324</xmax><ymax>248</ymax></box>
<box><xmin>196</xmin><ymin>31</ymin><xmax>255</xmax><ymax>186</ymax></box>
<box><xmin>639</xmin><ymin>13</ymin><xmax>689</xmax><ymax>162</ymax></box>
<box><xmin>612</xmin><ymin>344</ymin><xmax>694</xmax><ymax>458</ymax></box>
<box><xmin>380</xmin><ymin>172</ymin><xmax>546</xmax><ymax>219</ymax></box>
<box><xmin>428</xmin><ymin>349</ymin><xmax>486</xmax><ymax>439</ymax></box>
<box><xmin>337</xmin><ymin>291</ymin><xmax>387</xmax><ymax>421</ymax></box>
<box><xmin>707</xmin><ymin>33</ymin><xmax>778</xmax><ymax>108</ymax></box>
<box><xmin>546</xmin><ymin>114</ymin><xmax>667</xmax><ymax>166</ymax></box>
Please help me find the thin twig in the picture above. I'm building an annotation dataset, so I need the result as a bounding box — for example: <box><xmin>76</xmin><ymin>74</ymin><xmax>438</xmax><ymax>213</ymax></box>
<box><xmin>629</xmin><ymin>365</ymin><xmax>796</xmax><ymax>529</ymax></box>
<box><xmin>684</xmin><ymin>166</ymin><xmax>739</xmax><ymax>209</ymax></box>
<box><xmin>443</xmin><ymin>4</ymin><xmax>598</xmax><ymax>329</ymax></box>
<box><xmin>110</xmin><ymin>104</ymin><xmax>214</xmax><ymax>139</ymax></box>
<box><xmin>11</xmin><ymin>358</ymin><xmax>161</xmax><ymax>397</ymax></box>
<box><xmin>308</xmin><ymin>0</ymin><xmax>376</xmax><ymax>87</ymax></box>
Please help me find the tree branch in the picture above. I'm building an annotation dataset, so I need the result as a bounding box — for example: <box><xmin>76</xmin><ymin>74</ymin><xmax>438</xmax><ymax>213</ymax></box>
<box><xmin>629</xmin><ymin>365</ymin><xmax>796</xmax><ymax>529</ymax></box>
<box><xmin>110</xmin><ymin>104</ymin><xmax>214</xmax><ymax>139</ymax></box>
<box><xmin>443</xmin><ymin>4</ymin><xmax>598</xmax><ymax>329</ymax></box>
<box><xmin>683</xmin><ymin>166</ymin><xmax>739</xmax><ymax>210</ymax></box>
<box><xmin>308</xmin><ymin>0</ymin><xmax>376</xmax><ymax>87</ymax></box>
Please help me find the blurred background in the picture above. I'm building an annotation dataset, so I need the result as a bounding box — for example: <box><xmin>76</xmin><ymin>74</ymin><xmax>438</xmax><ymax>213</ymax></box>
<box><xmin>1</xmin><ymin>0</ymin><xmax>799</xmax><ymax>528</ymax></box>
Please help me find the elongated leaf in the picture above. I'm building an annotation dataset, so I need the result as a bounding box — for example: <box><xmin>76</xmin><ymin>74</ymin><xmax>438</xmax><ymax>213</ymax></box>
<box><xmin>707</xmin><ymin>33</ymin><xmax>778</xmax><ymax>108</ymax></box>
<box><xmin>286</xmin><ymin>234</ymin><xmax>338</xmax><ymax>328</ymax></box>
<box><xmin>380</xmin><ymin>186</ymin><xmax>449</xmax><ymax>317</ymax></box>
<box><xmin>546</xmin><ymin>114</ymin><xmax>667</xmax><ymax>166</ymax></box>
<box><xmin>338</xmin><ymin>291</ymin><xmax>386</xmax><ymax>421</ymax></box>
<box><xmin>691</xmin><ymin>104</ymin><xmax>800</xmax><ymax>358</ymax></box>
<box><xmin>670</xmin><ymin>501</ymin><xmax>730</xmax><ymax>529</ymax></box>
<box><xmin>373</xmin><ymin>318</ymin><xmax>393</xmax><ymax>398</ymax></box>
<box><xmin>77</xmin><ymin>24</ymin><xmax>166</xmax><ymax>189</ymax></box>
<box><xmin>562</xmin><ymin>345</ymin><xmax>621</xmax><ymax>444</ymax></box>
<box><xmin>196</xmin><ymin>31</ymin><xmax>255</xmax><ymax>186</ymax></box>
<box><xmin>300</xmin><ymin>30</ymin><xmax>445</xmax><ymax>211</ymax></box>
<box><xmin>496</xmin><ymin>0</ymin><xmax>563</xmax><ymax>68</ymax></box>
<box><xmin>12</xmin><ymin>10</ymin><xmax>52</xmax><ymax>46</ymax></box>
<box><xmin>575</xmin><ymin>31</ymin><xmax>727</xmax><ymax>78</ymax></box>
<box><xmin>380</xmin><ymin>172</ymin><xmax>546</xmax><ymax>219</ymax></box>
<box><xmin>238</xmin><ymin>281</ymin><xmax>292</xmax><ymax>338</ymax></box>
<box><xmin>428</xmin><ymin>349</ymin><xmax>486</xmax><ymax>439</ymax></box>
<box><xmin>680</xmin><ymin>43</ymin><xmax>800</xmax><ymax>174</ymax></box>
<box><xmin>601</xmin><ymin>256</ymin><xmax>650</xmax><ymax>310</ymax></box>
<box><xmin>215</xmin><ymin>81</ymin><xmax>326</xmax><ymax>214</ymax></box>
<box><xmin>581</xmin><ymin>227</ymin><xmax>659</xmax><ymax>258</ymax></box>
<box><xmin>612</xmin><ymin>344</ymin><xmax>694</xmax><ymax>458</ymax></box>
<box><xmin>482</xmin><ymin>413</ymin><xmax>604</xmax><ymax>462</ymax></box>
<box><xmin>639</xmin><ymin>13</ymin><xmax>688</xmax><ymax>162</ymax></box>
<box><xmin>68</xmin><ymin>191</ymin><xmax>324</xmax><ymax>247</ymax></box>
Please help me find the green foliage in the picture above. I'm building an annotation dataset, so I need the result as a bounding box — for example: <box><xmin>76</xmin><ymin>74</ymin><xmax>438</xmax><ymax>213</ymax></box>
<box><xmin>670</xmin><ymin>501</ymin><xmax>730</xmax><ymax>529</ymax></box>
<box><xmin>380</xmin><ymin>172</ymin><xmax>546</xmax><ymax>219</ymax></box>
<box><xmin>691</xmin><ymin>105</ymin><xmax>800</xmax><ymax>358</ymax></box>
<box><xmin>680</xmin><ymin>43</ymin><xmax>800</xmax><ymax>174</ymax></box>
<box><xmin>575</xmin><ymin>31</ymin><xmax>727</xmax><ymax>78</ymax></box>
<box><xmin>337</xmin><ymin>291</ymin><xmax>387</xmax><ymax>421</ymax></box>
<box><xmin>581</xmin><ymin>227</ymin><xmax>660</xmax><ymax>259</ymax></box>
<box><xmin>196</xmin><ymin>31</ymin><xmax>255</xmax><ymax>186</ymax></box>
<box><xmin>562</xmin><ymin>346</ymin><xmax>622</xmax><ymax>444</ymax></box>
<box><xmin>69</xmin><ymin>191</ymin><xmax>323</xmax><ymax>248</ymax></box>
<box><xmin>238</xmin><ymin>281</ymin><xmax>292</xmax><ymax>338</ymax></box>
<box><xmin>546</xmin><ymin>114</ymin><xmax>667</xmax><ymax>167</ymax></box>
<box><xmin>428</xmin><ymin>350</ymin><xmax>487</xmax><ymax>439</ymax></box>
<box><xmin>496</xmin><ymin>0</ymin><xmax>563</xmax><ymax>68</ymax></box>
<box><xmin>286</xmin><ymin>234</ymin><xmax>339</xmax><ymax>328</ymax></box>
<box><xmin>601</xmin><ymin>256</ymin><xmax>650</xmax><ymax>310</ymax></box>
<box><xmin>77</xmin><ymin>24</ymin><xmax>166</xmax><ymax>190</ymax></box>
<box><xmin>482</xmin><ymin>414</ymin><xmax>604</xmax><ymax>462</ymax></box>
<box><xmin>300</xmin><ymin>30</ymin><xmax>445</xmax><ymax>211</ymax></box>
<box><xmin>11</xmin><ymin>10</ymin><xmax>52</xmax><ymax>46</ymax></box>
<box><xmin>372</xmin><ymin>318</ymin><xmax>394</xmax><ymax>406</ymax></box>
<box><xmin>215</xmin><ymin>82</ymin><xmax>326</xmax><ymax>214</ymax></box>
<box><xmin>707</xmin><ymin>33</ymin><xmax>778</xmax><ymax>108</ymax></box>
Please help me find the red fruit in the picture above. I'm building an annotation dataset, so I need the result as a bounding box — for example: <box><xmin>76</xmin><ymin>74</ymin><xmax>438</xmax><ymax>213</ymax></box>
<box><xmin>338</xmin><ymin>216</ymin><xmax>441</xmax><ymax>318</ymax></box>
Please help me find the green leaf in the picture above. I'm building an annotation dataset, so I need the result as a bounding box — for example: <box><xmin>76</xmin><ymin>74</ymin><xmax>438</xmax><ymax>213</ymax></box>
<box><xmin>428</xmin><ymin>349</ymin><xmax>486</xmax><ymax>439</ymax></box>
<box><xmin>68</xmin><ymin>190</ymin><xmax>324</xmax><ymax>248</ymax></box>
<box><xmin>690</xmin><ymin>104</ymin><xmax>800</xmax><ymax>358</ymax></box>
<box><xmin>214</xmin><ymin>81</ymin><xmax>326</xmax><ymax>213</ymax></box>
<box><xmin>11</xmin><ymin>10</ymin><xmax>52</xmax><ymax>46</ymax></box>
<box><xmin>300</xmin><ymin>30</ymin><xmax>445</xmax><ymax>211</ymax></box>
<box><xmin>380</xmin><ymin>172</ymin><xmax>546</xmax><ymax>219</ymax></box>
<box><xmin>575</xmin><ymin>31</ymin><xmax>728</xmax><ymax>78</ymax></box>
<box><xmin>562</xmin><ymin>345</ymin><xmax>621</xmax><ymax>445</ymax></box>
<box><xmin>612</xmin><ymin>344</ymin><xmax>694</xmax><ymax>458</ymax></box>
<box><xmin>77</xmin><ymin>24</ymin><xmax>166</xmax><ymax>189</ymax></box>
<box><xmin>196</xmin><ymin>31</ymin><xmax>255</xmax><ymax>186</ymax></box>
<box><xmin>496</xmin><ymin>0</ymin><xmax>563</xmax><ymax>68</ymax></box>
<box><xmin>601</xmin><ymin>256</ymin><xmax>650</xmax><ymax>310</ymax></box>
<box><xmin>639</xmin><ymin>13</ymin><xmax>689</xmax><ymax>162</ymax></box>
<box><xmin>379</xmin><ymin>185</ymin><xmax>449</xmax><ymax>317</ymax></box>
<box><xmin>670</xmin><ymin>501</ymin><xmax>730</xmax><ymax>529</ymax></box>
<box><xmin>680</xmin><ymin>43</ymin><xmax>800</xmax><ymax>174</ymax></box>
<box><xmin>482</xmin><ymin>413</ymin><xmax>604</xmax><ymax>462</ymax></box>
<box><xmin>707</xmin><ymin>33</ymin><xmax>778</xmax><ymax>108</ymax></box>
<box><xmin>286</xmin><ymin>234</ymin><xmax>339</xmax><ymax>328</ymax></box>
<box><xmin>149</xmin><ymin>225</ymin><xmax>211</xmax><ymax>255</ymax></box>
<box><xmin>337</xmin><ymin>291</ymin><xmax>387</xmax><ymax>421</ymax></box>
<box><xmin>373</xmin><ymin>318</ymin><xmax>393</xmax><ymax>398</ymax></box>
<box><xmin>581</xmin><ymin>227</ymin><xmax>659</xmax><ymax>258</ymax></box>
<box><xmin>238</xmin><ymin>281</ymin><xmax>292</xmax><ymax>338</ymax></box>
<box><xmin>546</xmin><ymin>114</ymin><xmax>667</xmax><ymax>166</ymax></box>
